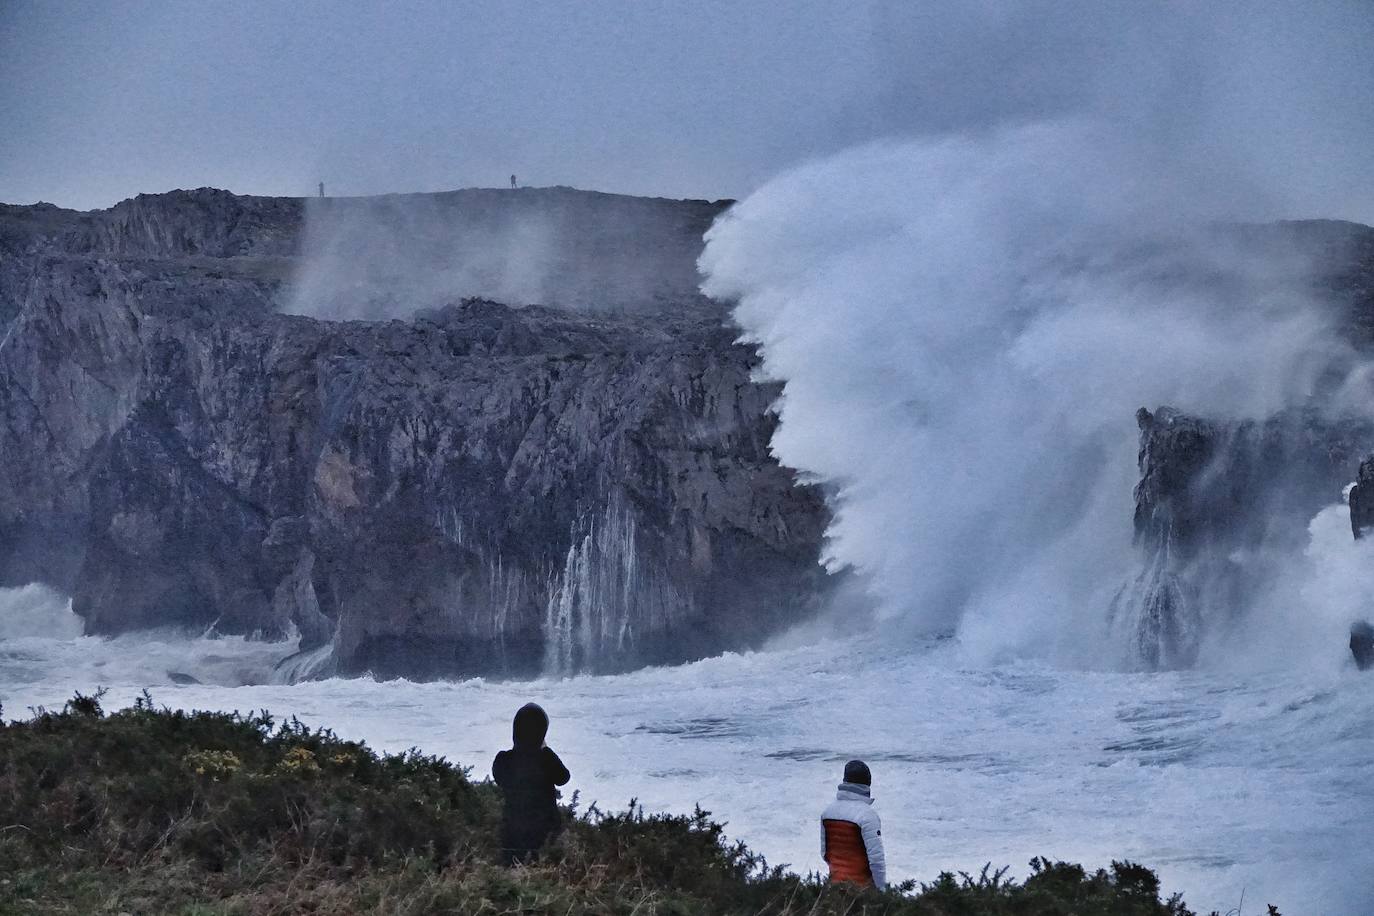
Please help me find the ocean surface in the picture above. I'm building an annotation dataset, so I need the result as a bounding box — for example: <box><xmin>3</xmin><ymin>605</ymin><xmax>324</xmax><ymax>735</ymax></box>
<box><xmin>2</xmin><ymin>586</ymin><xmax>1371</xmax><ymax>915</ymax></box>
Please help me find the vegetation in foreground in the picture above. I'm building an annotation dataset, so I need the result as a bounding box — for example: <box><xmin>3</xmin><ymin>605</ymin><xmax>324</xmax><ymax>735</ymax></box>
<box><xmin>0</xmin><ymin>692</ymin><xmax>1257</xmax><ymax>915</ymax></box>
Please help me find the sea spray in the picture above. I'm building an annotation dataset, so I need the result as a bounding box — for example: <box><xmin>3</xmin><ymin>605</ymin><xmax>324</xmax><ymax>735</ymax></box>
<box><xmin>702</xmin><ymin>123</ymin><xmax>1369</xmax><ymax>666</ymax></box>
<box><xmin>0</xmin><ymin>584</ymin><xmax>82</xmax><ymax>640</ymax></box>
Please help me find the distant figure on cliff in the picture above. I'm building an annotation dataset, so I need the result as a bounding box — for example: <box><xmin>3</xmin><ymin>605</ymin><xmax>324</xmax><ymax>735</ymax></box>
<box><xmin>492</xmin><ymin>702</ymin><xmax>571</xmax><ymax>865</ymax></box>
<box><xmin>821</xmin><ymin>759</ymin><xmax>887</xmax><ymax>889</ymax></box>
<box><xmin>510</xmin><ymin>174</ymin><xmax>517</xmax><ymax>189</ymax></box>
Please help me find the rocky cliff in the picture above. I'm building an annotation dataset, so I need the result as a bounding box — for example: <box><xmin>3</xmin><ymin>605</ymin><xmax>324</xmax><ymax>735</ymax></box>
<box><xmin>1119</xmin><ymin>220</ymin><xmax>1374</xmax><ymax>667</ymax></box>
<box><xmin>1121</xmin><ymin>406</ymin><xmax>1374</xmax><ymax>667</ymax></box>
<box><xmin>0</xmin><ymin>187</ymin><xmax>831</xmax><ymax>679</ymax></box>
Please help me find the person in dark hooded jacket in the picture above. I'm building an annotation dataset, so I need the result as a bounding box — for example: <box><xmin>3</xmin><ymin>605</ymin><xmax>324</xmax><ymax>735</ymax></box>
<box><xmin>491</xmin><ymin>702</ymin><xmax>571</xmax><ymax>864</ymax></box>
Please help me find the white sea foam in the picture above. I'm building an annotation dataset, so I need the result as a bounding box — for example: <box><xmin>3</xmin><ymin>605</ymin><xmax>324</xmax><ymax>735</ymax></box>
<box><xmin>0</xmin><ymin>627</ymin><xmax>1370</xmax><ymax>914</ymax></box>
<box><xmin>0</xmin><ymin>583</ymin><xmax>82</xmax><ymax>640</ymax></box>
<box><xmin>0</xmin><ymin>585</ymin><xmax>297</xmax><ymax>693</ymax></box>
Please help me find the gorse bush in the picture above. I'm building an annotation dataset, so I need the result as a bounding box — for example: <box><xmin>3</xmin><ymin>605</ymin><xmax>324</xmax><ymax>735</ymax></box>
<box><xmin>0</xmin><ymin>693</ymin><xmax>1244</xmax><ymax>915</ymax></box>
<box><xmin>0</xmin><ymin>690</ymin><xmax>494</xmax><ymax>878</ymax></box>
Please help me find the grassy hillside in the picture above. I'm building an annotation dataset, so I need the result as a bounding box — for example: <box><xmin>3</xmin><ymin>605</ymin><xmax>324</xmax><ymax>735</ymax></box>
<box><xmin>0</xmin><ymin>692</ymin><xmax>1243</xmax><ymax>915</ymax></box>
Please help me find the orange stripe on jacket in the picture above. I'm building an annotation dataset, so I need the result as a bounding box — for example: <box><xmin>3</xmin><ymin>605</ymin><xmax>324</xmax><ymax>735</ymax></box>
<box><xmin>822</xmin><ymin>818</ymin><xmax>873</xmax><ymax>886</ymax></box>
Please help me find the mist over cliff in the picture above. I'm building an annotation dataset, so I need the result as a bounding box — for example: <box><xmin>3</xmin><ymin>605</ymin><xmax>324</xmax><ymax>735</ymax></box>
<box><xmin>284</xmin><ymin>187</ymin><xmax>730</xmax><ymax>320</ymax></box>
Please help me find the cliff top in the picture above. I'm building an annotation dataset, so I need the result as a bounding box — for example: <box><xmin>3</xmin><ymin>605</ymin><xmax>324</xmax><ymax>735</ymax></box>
<box><xmin>1</xmin><ymin>186</ymin><xmax>734</xmax><ymax>316</ymax></box>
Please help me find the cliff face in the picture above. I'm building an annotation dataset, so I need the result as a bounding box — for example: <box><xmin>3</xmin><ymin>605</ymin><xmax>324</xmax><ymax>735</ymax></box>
<box><xmin>1117</xmin><ymin>221</ymin><xmax>1374</xmax><ymax>669</ymax></box>
<box><xmin>1122</xmin><ymin>406</ymin><xmax>1374</xmax><ymax>667</ymax></box>
<box><xmin>0</xmin><ymin>187</ymin><xmax>830</xmax><ymax>678</ymax></box>
<box><xmin>1132</xmin><ymin>406</ymin><xmax>1374</xmax><ymax>562</ymax></box>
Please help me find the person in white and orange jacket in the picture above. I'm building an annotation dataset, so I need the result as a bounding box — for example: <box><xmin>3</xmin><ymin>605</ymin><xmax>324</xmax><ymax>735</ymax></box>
<box><xmin>820</xmin><ymin>759</ymin><xmax>887</xmax><ymax>889</ymax></box>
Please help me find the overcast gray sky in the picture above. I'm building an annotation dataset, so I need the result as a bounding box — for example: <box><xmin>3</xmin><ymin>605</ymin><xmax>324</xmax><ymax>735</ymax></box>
<box><xmin>0</xmin><ymin>0</ymin><xmax>874</xmax><ymax>208</ymax></box>
<box><xmin>4</xmin><ymin>0</ymin><xmax>1374</xmax><ymax>218</ymax></box>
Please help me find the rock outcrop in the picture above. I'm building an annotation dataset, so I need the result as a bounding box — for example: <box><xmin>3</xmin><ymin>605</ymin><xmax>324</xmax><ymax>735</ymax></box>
<box><xmin>0</xmin><ymin>187</ymin><xmax>831</xmax><ymax>679</ymax></box>
<box><xmin>1346</xmin><ymin>458</ymin><xmax>1374</xmax><ymax>669</ymax></box>
<box><xmin>1132</xmin><ymin>406</ymin><xmax>1374</xmax><ymax>561</ymax></box>
<box><xmin>1117</xmin><ymin>220</ymin><xmax>1374</xmax><ymax>668</ymax></box>
<box><xmin>1348</xmin><ymin>455</ymin><xmax>1374</xmax><ymax>539</ymax></box>
<box><xmin>1114</xmin><ymin>406</ymin><xmax>1374</xmax><ymax>668</ymax></box>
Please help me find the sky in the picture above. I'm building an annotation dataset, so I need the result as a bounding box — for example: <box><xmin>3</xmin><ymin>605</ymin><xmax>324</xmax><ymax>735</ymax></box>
<box><xmin>0</xmin><ymin>0</ymin><xmax>872</xmax><ymax>208</ymax></box>
<box><xmin>3</xmin><ymin>0</ymin><xmax>1374</xmax><ymax>219</ymax></box>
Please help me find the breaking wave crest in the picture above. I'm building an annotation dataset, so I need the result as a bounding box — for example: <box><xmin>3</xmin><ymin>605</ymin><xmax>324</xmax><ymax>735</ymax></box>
<box><xmin>0</xmin><ymin>585</ymin><xmax>300</xmax><ymax>691</ymax></box>
<box><xmin>701</xmin><ymin>123</ymin><xmax>1373</xmax><ymax>668</ymax></box>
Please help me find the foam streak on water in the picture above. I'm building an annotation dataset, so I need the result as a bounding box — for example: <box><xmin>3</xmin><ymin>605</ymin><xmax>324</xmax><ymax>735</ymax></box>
<box><xmin>1</xmin><ymin>625</ymin><xmax>1370</xmax><ymax>914</ymax></box>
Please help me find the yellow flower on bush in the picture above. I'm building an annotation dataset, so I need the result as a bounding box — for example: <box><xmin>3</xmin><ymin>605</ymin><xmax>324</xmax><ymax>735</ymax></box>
<box><xmin>183</xmin><ymin>749</ymin><xmax>242</xmax><ymax>781</ymax></box>
<box><xmin>330</xmin><ymin>751</ymin><xmax>355</xmax><ymax>767</ymax></box>
<box><xmin>276</xmin><ymin>746</ymin><xmax>322</xmax><ymax>777</ymax></box>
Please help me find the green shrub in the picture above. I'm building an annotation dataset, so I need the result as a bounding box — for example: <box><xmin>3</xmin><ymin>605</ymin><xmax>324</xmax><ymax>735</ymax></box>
<box><xmin>0</xmin><ymin>693</ymin><xmax>1225</xmax><ymax>915</ymax></box>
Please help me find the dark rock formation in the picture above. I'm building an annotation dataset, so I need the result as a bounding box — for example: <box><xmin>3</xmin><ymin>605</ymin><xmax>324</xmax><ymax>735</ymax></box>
<box><xmin>1349</xmin><ymin>455</ymin><xmax>1374</xmax><ymax>539</ymax></box>
<box><xmin>1124</xmin><ymin>405</ymin><xmax>1374</xmax><ymax>668</ymax></box>
<box><xmin>1351</xmin><ymin>622</ymin><xmax>1374</xmax><ymax>670</ymax></box>
<box><xmin>1115</xmin><ymin>407</ymin><xmax>1374</xmax><ymax>668</ymax></box>
<box><xmin>1133</xmin><ymin>406</ymin><xmax>1374</xmax><ymax>561</ymax></box>
<box><xmin>1346</xmin><ymin>458</ymin><xmax>1374</xmax><ymax>670</ymax></box>
<box><xmin>0</xmin><ymin>187</ymin><xmax>831</xmax><ymax>679</ymax></box>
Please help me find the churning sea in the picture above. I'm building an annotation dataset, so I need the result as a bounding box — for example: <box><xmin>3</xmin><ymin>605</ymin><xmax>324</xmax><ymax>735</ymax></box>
<box><xmin>1</xmin><ymin>584</ymin><xmax>1371</xmax><ymax>915</ymax></box>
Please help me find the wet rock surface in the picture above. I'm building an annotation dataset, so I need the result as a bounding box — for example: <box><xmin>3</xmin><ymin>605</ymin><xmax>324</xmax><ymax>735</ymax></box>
<box><xmin>1350</xmin><ymin>621</ymin><xmax>1374</xmax><ymax>670</ymax></box>
<box><xmin>1126</xmin><ymin>405</ymin><xmax>1374</xmax><ymax>669</ymax></box>
<box><xmin>1347</xmin><ymin>458</ymin><xmax>1374</xmax><ymax>670</ymax></box>
<box><xmin>0</xmin><ymin>187</ymin><xmax>831</xmax><ymax>678</ymax></box>
<box><xmin>1348</xmin><ymin>455</ymin><xmax>1374</xmax><ymax>539</ymax></box>
<box><xmin>1132</xmin><ymin>406</ymin><xmax>1374</xmax><ymax>563</ymax></box>
<box><xmin>1114</xmin><ymin>406</ymin><xmax>1374</xmax><ymax>669</ymax></box>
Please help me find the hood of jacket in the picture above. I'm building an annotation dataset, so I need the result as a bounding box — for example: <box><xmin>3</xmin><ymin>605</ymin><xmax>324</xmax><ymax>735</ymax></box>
<box><xmin>513</xmin><ymin>702</ymin><xmax>549</xmax><ymax>748</ymax></box>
